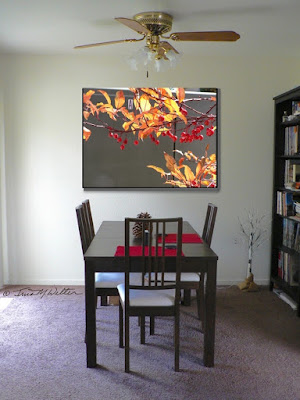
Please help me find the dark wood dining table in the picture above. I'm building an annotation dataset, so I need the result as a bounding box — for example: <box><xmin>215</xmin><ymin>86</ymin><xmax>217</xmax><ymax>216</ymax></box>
<box><xmin>84</xmin><ymin>220</ymin><xmax>218</xmax><ymax>368</ymax></box>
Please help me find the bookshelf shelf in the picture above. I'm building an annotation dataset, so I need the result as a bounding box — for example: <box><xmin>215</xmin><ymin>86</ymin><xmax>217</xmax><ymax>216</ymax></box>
<box><xmin>272</xmin><ymin>87</ymin><xmax>300</xmax><ymax>317</ymax></box>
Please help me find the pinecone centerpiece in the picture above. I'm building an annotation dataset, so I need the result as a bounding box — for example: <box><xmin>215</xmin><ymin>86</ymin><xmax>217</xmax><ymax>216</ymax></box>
<box><xmin>132</xmin><ymin>212</ymin><xmax>152</xmax><ymax>238</ymax></box>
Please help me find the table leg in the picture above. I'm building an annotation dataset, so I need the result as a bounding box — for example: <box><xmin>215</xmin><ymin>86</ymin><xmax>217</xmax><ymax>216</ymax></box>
<box><xmin>85</xmin><ymin>262</ymin><xmax>97</xmax><ymax>367</ymax></box>
<box><xmin>203</xmin><ymin>261</ymin><xmax>216</xmax><ymax>367</ymax></box>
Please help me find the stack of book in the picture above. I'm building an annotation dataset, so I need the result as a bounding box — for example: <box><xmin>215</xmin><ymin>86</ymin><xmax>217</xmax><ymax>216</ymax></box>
<box><xmin>277</xmin><ymin>251</ymin><xmax>299</xmax><ymax>286</ymax></box>
<box><xmin>285</xmin><ymin>126</ymin><xmax>299</xmax><ymax>155</ymax></box>
<box><xmin>277</xmin><ymin>191</ymin><xmax>294</xmax><ymax>216</ymax></box>
<box><xmin>292</xmin><ymin>100</ymin><xmax>300</xmax><ymax>116</ymax></box>
<box><xmin>284</xmin><ymin>160</ymin><xmax>300</xmax><ymax>189</ymax></box>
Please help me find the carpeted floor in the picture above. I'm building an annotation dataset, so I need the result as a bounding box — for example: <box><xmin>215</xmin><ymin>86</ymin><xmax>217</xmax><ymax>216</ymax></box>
<box><xmin>0</xmin><ymin>285</ymin><xmax>299</xmax><ymax>400</ymax></box>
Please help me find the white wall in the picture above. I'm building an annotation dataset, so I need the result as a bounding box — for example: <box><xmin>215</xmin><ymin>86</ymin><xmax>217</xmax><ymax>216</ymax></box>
<box><xmin>1</xmin><ymin>53</ymin><xmax>300</xmax><ymax>285</ymax></box>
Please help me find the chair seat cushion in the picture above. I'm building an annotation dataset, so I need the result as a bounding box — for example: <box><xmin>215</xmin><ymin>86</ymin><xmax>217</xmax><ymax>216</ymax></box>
<box><xmin>117</xmin><ymin>283</ymin><xmax>175</xmax><ymax>307</ymax></box>
<box><xmin>150</xmin><ymin>272</ymin><xmax>200</xmax><ymax>283</ymax></box>
<box><xmin>95</xmin><ymin>273</ymin><xmax>142</xmax><ymax>288</ymax></box>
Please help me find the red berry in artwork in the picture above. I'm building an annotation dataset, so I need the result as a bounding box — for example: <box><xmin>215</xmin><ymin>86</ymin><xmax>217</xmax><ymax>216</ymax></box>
<box><xmin>198</xmin><ymin>134</ymin><xmax>204</xmax><ymax>141</ymax></box>
<box><xmin>120</xmin><ymin>144</ymin><xmax>125</xmax><ymax>150</ymax></box>
<box><xmin>205</xmin><ymin>119</ymin><xmax>210</xmax><ymax>126</ymax></box>
<box><xmin>109</xmin><ymin>131</ymin><xmax>114</xmax><ymax>138</ymax></box>
<box><xmin>155</xmin><ymin>140</ymin><xmax>160</xmax><ymax>145</ymax></box>
<box><xmin>123</xmin><ymin>138</ymin><xmax>128</xmax><ymax>145</ymax></box>
<box><xmin>117</xmin><ymin>137</ymin><xmax>122</xmax><ymax>143</ymax></box>
<box><xmin>206</xmin><ymin>128</ymin><xmax>214</xmax><ymax>136</ymax></box>
<box><xmin>181</xmin><ymin>108</ymin><xmax>188</xmax><ymax>116</ymax></box>
<box><xmin>114</xmin><ymin>133</ymin><xmax>119</xmax><ymax>139</ymax></box>
<box><xmin>158</xmin><ymin>115</ymin><xmax>165</xmax><ymax>122</ymax></box>
<box><xmin>134</xmin><ymin>140</ymin><xmax>139</xmax><ymax>146</ymax></box>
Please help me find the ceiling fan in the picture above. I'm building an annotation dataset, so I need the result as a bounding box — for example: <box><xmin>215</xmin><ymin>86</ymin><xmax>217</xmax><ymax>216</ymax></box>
<box><xmin>74</xmin><ymin>11</ymin><xmax>240</xmax><ymax>61</ymax></box>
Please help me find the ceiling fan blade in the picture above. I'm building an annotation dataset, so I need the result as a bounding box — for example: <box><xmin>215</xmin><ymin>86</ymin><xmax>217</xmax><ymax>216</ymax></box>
<box><xmin>170</xmin><ymin>31</ymin><xmax>240</xmax><ymax>42</ymax></box>
<box><xmin>115</xmin><ymin>17</ymin><xmax>151</xmax><ymax>35</ymax></box>
<box><xmin>74</xmin><ymin>38</ymin><xmax>142</xmax><ymax>49</ymax></box>
<box><xmin>159</xmin><ymin>41</ymin><xmax>179</xmax><ymax>54</ymax></box>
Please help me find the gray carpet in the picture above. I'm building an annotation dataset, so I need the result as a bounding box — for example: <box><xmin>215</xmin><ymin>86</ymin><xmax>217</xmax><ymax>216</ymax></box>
<box><xmin>0</xmin><ymin>285</ymin><xmax>299</xmax><ymax>400</ymax></box>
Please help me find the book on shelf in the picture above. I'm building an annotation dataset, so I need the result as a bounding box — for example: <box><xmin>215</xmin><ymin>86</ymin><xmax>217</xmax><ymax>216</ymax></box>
<box><xmin>284</xmin><ymin>160</ymin><xmax>300</xmax><ymax>189</ymax></box>
<box><xmin>292</xmin><ymin>100</ymin><xmax>300</xmax><ymax>116</ymax></box>
<box><xmin>284</xmin><ymin>126</ymin><xmax>299</xmax><ymax>155</ymax></box>
<box><xmin>277</xmin><ymin>250</ymin><xmax>300</xmax><ymax>286</ymax></box>
<box><xmin>282</xmin><ymin>218</ymin><xmax>299</xmax><ymax>249</ymax></box>
<box><xmin>276</xmin><ymin>191</ymin><xmax>294</xmax><ymax>216</ymax></box>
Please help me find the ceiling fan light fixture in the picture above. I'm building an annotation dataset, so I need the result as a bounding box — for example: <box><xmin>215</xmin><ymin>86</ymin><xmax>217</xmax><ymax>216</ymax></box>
<box><xmin>154</xmin><ymin>57</ymin><xmax>169</xmax><ymax>73</ymax></box>
<box><xmin>126</xmin><ymin>44</ymin><xmax>180</xmax><ymax>72</ymax></box>
<box><xmin>166</xmin><ymin>49</ymin><xmax>181</xmax><ymax>68</ymax></box>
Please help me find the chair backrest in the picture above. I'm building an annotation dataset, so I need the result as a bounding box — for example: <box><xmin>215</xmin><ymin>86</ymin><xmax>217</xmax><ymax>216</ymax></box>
<box><xmin>76</xmin><ymin>204</ymin><xmax>89</xmax><ymax>254</ymax></box>
<box><xmin>125</xmin><ymin>217</ymin><xmax>183</xmax><ymax>290</ymax></box>
<box><xmin>202</xmin><ymin>203</ymin><xmax>218</xmax><ymax>247</ymax></box>
<box><xmin>82</xmin><ymin>199</ymin><xmax>95</xmax><ymax>246</ymax></box>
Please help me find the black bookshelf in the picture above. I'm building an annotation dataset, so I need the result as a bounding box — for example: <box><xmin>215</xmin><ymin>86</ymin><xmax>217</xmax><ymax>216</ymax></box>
<box><xmin>271</xmin><ymin>86</ymin><xmax>300</xmax><ymax>317</ymax></box>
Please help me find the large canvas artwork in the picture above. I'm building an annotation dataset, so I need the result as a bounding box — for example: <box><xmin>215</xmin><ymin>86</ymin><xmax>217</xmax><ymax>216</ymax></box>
<box><xmin>82</xmin><ymin>87</ymin><xmax>219</xmax><ymax>189</ymax></box>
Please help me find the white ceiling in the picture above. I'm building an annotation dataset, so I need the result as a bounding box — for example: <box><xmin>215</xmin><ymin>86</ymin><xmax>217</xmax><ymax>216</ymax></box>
<box><xmin>0</xmin><ymin>0</ymin><xmax>300</xmax><ymax>58</ymax></box>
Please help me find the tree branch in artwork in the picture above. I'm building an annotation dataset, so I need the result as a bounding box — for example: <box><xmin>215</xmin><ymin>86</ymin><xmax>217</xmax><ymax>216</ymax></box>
<box><xmin>82</xmin><ymin>87</ymin><xmax>216</xmax><ymax>150</ymax></box>
<box><xmin>147</xmin><ymin>146</ymin><xmax>216</xmax><ymax>188</ymax></box>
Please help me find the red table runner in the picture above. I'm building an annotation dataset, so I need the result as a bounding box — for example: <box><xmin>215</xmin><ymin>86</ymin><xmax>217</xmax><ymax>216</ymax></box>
<box><xmin>114</xmin><ymin>246</ymin><xmax>183</xmax><ymax>257</ymax></box>
<box><xmin>158</xmin><ymin>233</ymin><xmax>203</xmax><ymax>243</ymax></box>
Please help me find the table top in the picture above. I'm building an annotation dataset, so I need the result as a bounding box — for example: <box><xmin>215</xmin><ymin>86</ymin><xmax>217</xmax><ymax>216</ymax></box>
<box><xmin>84</xmin><ymin>221</ymin><xmax>218</xmax><ymax>272</ymax></box>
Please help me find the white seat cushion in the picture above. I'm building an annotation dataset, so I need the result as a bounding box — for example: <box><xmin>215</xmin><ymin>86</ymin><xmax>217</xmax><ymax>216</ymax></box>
<box><xmin>117</xmin><ymin>283</ymin><xmax>175</xmax><ymax>307</ymax></box>
<box><xmin>150</xmin><ymin>272</ymin><xmax>200</xmax><ymax>283</ymax></box>
<box><xmin>95</xmin><ymin>273</ymin><xmax>142</xmax><ymax>288</ymax></box>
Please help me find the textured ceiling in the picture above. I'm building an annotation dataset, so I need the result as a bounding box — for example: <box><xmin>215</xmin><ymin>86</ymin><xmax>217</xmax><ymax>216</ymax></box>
<box><xmin>0</xmin><ymin>0</ymin><xmax>300</xmax><ymax>57</ymax></box>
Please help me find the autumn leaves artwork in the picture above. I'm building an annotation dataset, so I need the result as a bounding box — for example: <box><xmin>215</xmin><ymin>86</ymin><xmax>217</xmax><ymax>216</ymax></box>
<box><xmin>82</xmin><ymin>87</ymin><xmax>218</xmax><ymax>188</ymax></box>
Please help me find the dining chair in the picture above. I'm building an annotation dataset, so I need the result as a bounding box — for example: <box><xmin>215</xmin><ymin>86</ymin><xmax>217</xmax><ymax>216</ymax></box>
<box><xmin>118</xmin><ymin>217</ymin><xmax>183</xmax><ymax>372</ymax></box>
<box><xmin>76</xmin><ymin>200</ymin><xmax>124</xmax><ymax>307</ymax></box>
<box><xmin>150</xmin><ymin>203</ymin><xmax>217</xmax><ymax>331</ymax></box>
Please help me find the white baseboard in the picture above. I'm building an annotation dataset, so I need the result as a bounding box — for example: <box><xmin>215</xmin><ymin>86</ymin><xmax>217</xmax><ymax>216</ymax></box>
<box><xmin>2</xmin><ymin>279</ymin><xmax>84</xmax><ymax>286</ymax></box>
<box><xmin>2</xmin><ymin>278</ymin><xmax>270</xmax><ymax>287</ymax></box>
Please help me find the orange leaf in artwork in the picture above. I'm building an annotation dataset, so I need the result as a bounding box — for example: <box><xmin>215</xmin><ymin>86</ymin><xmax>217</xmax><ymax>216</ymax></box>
<box><xmin>139</xmin><ymin>127</ymin><xmax>153</xmax><ymax>140</ymax></box>
<box><xmin>98</xmin><ymin>90</ymin><xmax>111</xmax><ymax>105</ymax></box>
<box><xmin>147</xmin><ymin>165</ymin><xmax>166</xmax><ymax>177</ymax></box>
<box><xmin>83</xmin><ymin>111</ymin><xmax>90</xmax><ymax>120</ymax></box>
<box><xmin>176</xmin><ymin>88</ymin><xmax>185</xmax><ymax>103</ymax></box>
<box><xmin>164</xmin><ymin>151</ymin><xmax>176</xmax><ymax>172</ymax></box>
<box><xmin>123</xmin><ymin>120</ymin><xmax>133</xmax><ymax>131</ymax></box>
<box><xmin>83</xmin><ymin>127</ymin><xmax>91</xmax><ymax>141</ymax></box>
<box><xmin>115</xmin><ymin>90</ymin><xmax>125</xmax><ymax>109</ymax></box>
<box><xmin>139</xmin><ymin>94</ymin><xmax>151</xmax><ymax>112</ymax></box>
<box><xmin>178</xmin><ymin>157</ymin><xmax>185</xmax><ymax>166</ymax></box>
<box><xmin>183</xmin><ymin>165</ymin><xmax>195</xmax><ymax>182</ymax></box>
<box><xmin>83</xmin><ymin>90</ymin><xmax>95</xmax><ymax>103</ymax></box>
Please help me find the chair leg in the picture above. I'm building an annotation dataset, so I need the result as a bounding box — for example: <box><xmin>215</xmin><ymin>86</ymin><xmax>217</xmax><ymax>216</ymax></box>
<box><xmin>140</xmin><ymin>316</ymin><xmax>145</xmax><ymax>344</ymax></box>
<box><xmin>182</xmin><ymin>289</ymin><xmax>191</xmax><ymax>306</ymax></box>
<box><xmin>119</xmin><ymin>300</ymin><xmax>124</xmax><ymax>348</ymax></box>
<box><xmin>198</xmin><ymin>274</ymin><xmax>205</xmax><ymax>330</ymax></box>
<box><xmin>125</xmin><ymin>312</ymin><xmax>130</xmax><ymax>373</ymax></box>
<box><xmin>174</xmin><ymin>309</ymin><xmax>180</xmax><ymax>372</ymax></box>
<box><xmin>196</xmin><ymin>288</ymin><xmax>202</xmax><ymax>320</ymax></box>
<box><xmin>100</xmin><ymin>295</ymin><xmax>108</xmax><ymax>306</ymax></box>
<box><xmin>150</xmin><ymin>316</ymin><xmax>155</xmax><ymax>335</ymax></box>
